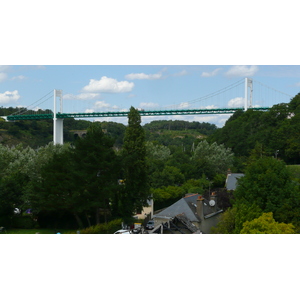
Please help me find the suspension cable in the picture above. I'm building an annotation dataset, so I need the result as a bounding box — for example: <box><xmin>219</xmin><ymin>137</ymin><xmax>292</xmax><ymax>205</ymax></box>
<box><xmin>10</xmin><ymin>90</ymin><xmax>54</xmax><ymax>116</ymax></box>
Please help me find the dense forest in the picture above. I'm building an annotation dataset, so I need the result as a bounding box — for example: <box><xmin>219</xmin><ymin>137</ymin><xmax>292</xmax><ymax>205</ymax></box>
<box><xmin>1</xmin><ymin>92</ymin><xmax>300</xmax><ymax>233</ymax></box>
<box><xmin>208</xmin><ymin>92</ymin><xmax>300</xmax><ymax>165</ymax></box>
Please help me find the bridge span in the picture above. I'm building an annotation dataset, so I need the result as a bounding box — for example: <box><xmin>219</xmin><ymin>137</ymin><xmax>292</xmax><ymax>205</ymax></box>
<box><xmin>5</xmin><ymin>78</ymin><xmax>277</xmax><ymax>144</ymax></box>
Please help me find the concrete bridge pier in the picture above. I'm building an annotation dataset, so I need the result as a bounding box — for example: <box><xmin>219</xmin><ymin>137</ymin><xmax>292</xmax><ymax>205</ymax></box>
<box><xmin>53</xmin><ymin>89</ymin><xmax>64</xmax><ymax>145</ymax></box>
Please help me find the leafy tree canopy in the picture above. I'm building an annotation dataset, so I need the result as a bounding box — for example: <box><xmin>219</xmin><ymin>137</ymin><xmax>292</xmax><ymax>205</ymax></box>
<box><xmin>240</xmin><ymin>212</ymin><xmax>295</xmax><ymax>234</ymax></box>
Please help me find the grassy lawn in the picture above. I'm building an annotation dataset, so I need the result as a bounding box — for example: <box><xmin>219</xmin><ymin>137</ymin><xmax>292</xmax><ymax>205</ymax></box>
<box><xmin>5</xmin><ymin>228</ymin><xmax>75</xmax><ymax>234</ymax></box>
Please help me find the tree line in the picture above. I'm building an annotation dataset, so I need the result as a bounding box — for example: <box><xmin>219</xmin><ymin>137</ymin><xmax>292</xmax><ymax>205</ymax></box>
<box><xmin>0</xmin><ymin>107</ymin><xmax>149</xmax><ymax>229</ymax></box>
<box><xmin>0</xmin><ymin>107</ymin><xmax>233</xmax><ymax>230</ymax></box>
<box><xmin>2</xmin><ymin>92</ymin><xmax>300</xmax><ymax>233</ymax></box>
<box><xmin>209</xmin><ymin>93</ymin><xmax>300</xmax><ymax>233</ymax></box>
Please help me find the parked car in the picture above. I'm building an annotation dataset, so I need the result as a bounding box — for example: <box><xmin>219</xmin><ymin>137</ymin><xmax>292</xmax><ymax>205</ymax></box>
<box><xmin>114</xmin><ymin>229</ymin><xmax>132</xmax><ymax>234</ymax></box>
<box><xmin>146</xmin><ymin>220</ymin><xmax>154</xmax><ymax>230</ymax></box>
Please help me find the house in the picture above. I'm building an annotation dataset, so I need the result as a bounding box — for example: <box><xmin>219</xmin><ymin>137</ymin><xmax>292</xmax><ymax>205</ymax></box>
<box><xmin>133</xmin><ymin>199</ymin><xmax>154</xmax><ymax>220</ymax></box>
<box><xmin>225</xmin><ymin>172</ymin><xmax>244</xmax><ymax>190</ymax></box>
<box><xmin>152</xmin><ymin>193</ymin><xmax>223</xmax><ymax>234</ymax></box>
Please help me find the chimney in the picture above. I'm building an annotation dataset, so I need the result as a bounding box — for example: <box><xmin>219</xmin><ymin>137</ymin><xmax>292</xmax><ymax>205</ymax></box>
<box><xmin>210</xmin><ymin>191</ymin><xmax>216</xmax><ymax>201</ymax></box>
<box><xmin>196</xmin><ymin>195</ymin><xmax>204</xmax><ymax>219</ymax></box>
<box><xmin>209</xmin><ymin>192</ymin><xmax>217</xmax><ymax>211</ymax></box>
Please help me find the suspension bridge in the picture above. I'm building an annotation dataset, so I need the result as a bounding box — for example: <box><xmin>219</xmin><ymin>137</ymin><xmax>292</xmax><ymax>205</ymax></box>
<box><xmin>4</xmin><ymin>78</ymin><xmax>293</xmax><ymax>145</ymax></box>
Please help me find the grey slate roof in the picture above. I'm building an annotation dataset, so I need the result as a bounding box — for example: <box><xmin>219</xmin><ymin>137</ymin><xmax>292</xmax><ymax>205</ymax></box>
<box><xmin>153</xmin><ymin>194</ymin><xmax>220</xmax><ymax>222</ymax></box>
<box><xmin>225</xmin><ymin>173</ymin><xmax>244</xmax><ymax>190</ymax></box>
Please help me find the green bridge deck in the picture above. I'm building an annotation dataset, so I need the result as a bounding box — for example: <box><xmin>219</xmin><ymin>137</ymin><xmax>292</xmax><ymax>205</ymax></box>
<box><xmin>6</xmin><ymin>107</ymin><xmax>270</xmax><ymax>121</ymax></box>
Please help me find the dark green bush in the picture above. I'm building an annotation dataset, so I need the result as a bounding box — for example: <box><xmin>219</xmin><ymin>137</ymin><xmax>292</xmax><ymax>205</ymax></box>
<box><xmin>0</xmin><ymin>215</ymin><xmax>12</xmax><ymax>228</ymax></box>
<box><xmin>12</xmin><ymin>215</ymin><xmax>36</xmax><ymax>229</ymax></box>
<box><xmin>80</xmin><ymin>219</ymin><xmax>123</xmax><ymax>234</ymax></box>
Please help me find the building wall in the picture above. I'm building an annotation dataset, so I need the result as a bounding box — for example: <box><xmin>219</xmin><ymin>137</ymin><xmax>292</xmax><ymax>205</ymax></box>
<box><xmin>153</xmin><ymin>217</ymin><xmax>171</xmax><ymax>227</ymax></box>
<box><xmin>134</xmin><ymin>199</ymin><xmax>154</xmax><ymax>220</ymax></box>
<box><xmin>200</xmin><ymin>214</ymin><xmax>222</xmax><ymax>233</ymax></box>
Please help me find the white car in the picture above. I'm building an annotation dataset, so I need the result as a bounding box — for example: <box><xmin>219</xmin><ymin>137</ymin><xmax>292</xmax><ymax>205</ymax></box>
<box><xmin>146</xmin><ymin>220</ymin><xmax>154</xmax><ymax>230</ymax></box>
<box><xmin>114</xmin><ymin>229</ymin><xmax>132</xmax><ymax>234</ymax></box>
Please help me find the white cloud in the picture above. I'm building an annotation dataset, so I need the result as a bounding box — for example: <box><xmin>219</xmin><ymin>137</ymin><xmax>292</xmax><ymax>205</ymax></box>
<box><xmin>205</xmin><ymin>105</ymin><xmax>218</xmax><ymax>109</ymax></box>
<box><xmin>125</xmin><ymin>72</ymin><xmax>162</xmax><ymax>80</ymax></box>
<box><xmin>0</xmin><ymin>90</ymin><xmax>20</xmax><ymax>104</ymax></box>
<box><xmin>296</xmin><ymin>82</ymin><xmax>300</xmax><ymax>87</ymax></box>
<box><xmin>228</xmin><ymin>97</ymin><xmax>244</xmax><ymax>108</ymax></box>
<box><xmin>216</xmin><ymin>115</ymin><xmax>232</xmax><ymax>127</ymax></box>
<box><xmin>93</xmin><ymin>117</ymin><xmax>128</xmax><ymax>124</ymax></box>
<box><xmin>201</xmin><ymin>68</ymin><xmax>222</xmax><ymax>77</ymax></box>
<box><xmin>139</xmin><ymin>102</ymin><xmax>160</xmax><ymax>109</ymax></box>
<box><xmin>85</xmin><ymin>109</ymin><xmax>94</xmax><ymax>113</ymax></box>
<box><xmin>11</xmin><ymin>75</ymin><xmax>26</xmax><ymax>80</ymax></box>
<box><xmin>190</xmin><ymin>115</ymin><xmax>220</xmax><ymax>123</ymax></box>
<box><xmin>94</xmin><ymin>101</ymin><xmax>112</xmax><ymax>109</ymax></box>
<box><xmin>64</xmin><ymin>93</ymin><xmax>100</xmax><ymax>100</ymax></box>
<box><xmin>173</xmin><ymin>70</ymin><xmax>187</xmax><ymax>77</ymax></box>
<box><xmin>82</xmin><ymin>76</ymin><xmax>134</xmax><ymax>93</ymax></box>
<box><xmin>0</xmin><ymin>72</ymin><xmax>8</xmax><ymax>82</ymax></box>
<box><xmin>0</xmin><ymin>66</ymin><xmax>10</xmax><ymax>72</ymax></box>
<box><xmin>225</xmin><ymin>65</ymin><xmax>258</xmax><ymax>77</ymax></box>
<box><xmin>178</xmin><ymin>102</ymin><xmax>190</xmax><ymax>109</ymax></box>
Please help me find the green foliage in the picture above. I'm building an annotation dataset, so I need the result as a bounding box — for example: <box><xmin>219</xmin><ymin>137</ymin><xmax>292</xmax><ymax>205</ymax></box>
<box><xmin>27</xmin><ymin>122</ymin><xmax>119</xmax><ymax>227</ymax></box>
<box><xmin>211</xmin><ymin>203</ymin><xmax>262</xmax><ymax>234</ymax></box>
<box><xmin>72</xmin><ymin>122</ymin><xmax>119</xmax><ymax>221</ymax></box>
<box><xmin>79</xmin><ymin>218</ymin><xmax>122</xmax><ymax>234</ymax></box>
<box><xmin>181</xmin><ymin>176</ymin><xmax>208</xmax><ymax>194</ymax></box>
<box><xmin>287</xmin><ymin>165</ymin><xmax>300</xmax><ymax>183</ymax></box>
<box><xmin>207</xmin><ymin>94</ymin><xmax>300</xmax><ymax>165</ymax></box>
<box><xmin>234</xmin><ymin>157</ymin><xmax>300</xmax><ymax>222</ymax></box>
<box><xmin>212</xmin><ymin>173</ymin><xmax>226</xmax><ymax>188</ymax></box>
<box><xmin>191</xmin><ymin>140</ymin><xmax>234</xmax><ymax>178</ymax></box>
<box><xmin>211</xmin><ymin>207</ymin><xmax>237</xmax><ymax>234</ymax></box>
<box><xmin>152</xmin><ymin>185</ymin><xmax>185</xmax><ymax>210</ymax></box>
<box><xmin>233</xmin><ymin>202</ymin><xmax>263</xmax><ymax>233</ymax></box>
<box><xmin>144</xmin><ymin>120</ymin><xmax>217</xmax><ymax>135</ymax></box>
<box><xmin>0</xmin><ymin>215</ymin><xmax>12</xmax><ymax>228</ymax></box>
<box><xmin>146</xmin><ymin>141</ymin><xmax>171</xmax><ymax>161</ymax></box>
<box><xmin>240</xmin><ymin>212</ymin><xmax>295</xmax><ymax>234</ymax></box>
<box><xmin>119</xmin><ymin>107</ymin><xmax>150</xmax><ymax>222</ymax></box>
<box><xmin>12</xmin><ymin>215</ymin><xmax>36</xmax><ymax>229</ymax></box>
<box><xmin>152</xmin><ymin>165</ymin><xmax>185</xmax><ymax>188</ymax></box>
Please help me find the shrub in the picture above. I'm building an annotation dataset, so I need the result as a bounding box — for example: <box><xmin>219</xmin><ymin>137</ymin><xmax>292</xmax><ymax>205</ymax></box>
<box><xmin>12</xmin><ymin>215</ymin><xmax>36</xmax><ymax>229</ymax></box>
<box><xmin>0</xmin><ymin>215</ymin><xmax>12</xmax><ymax>228</ymax></box>
<box><xmin>80</xmin><ymin>219</ymin><xmax>123</xmax><ymax>234</ymax></box>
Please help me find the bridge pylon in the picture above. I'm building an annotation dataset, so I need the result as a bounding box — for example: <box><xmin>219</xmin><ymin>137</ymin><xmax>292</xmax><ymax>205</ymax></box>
<box><xmin>244</xmin><ymin>77</ymin><xmax>253</xmax><ymax>111</ymax></box>
<box><xmin>53</xmin><ymin>89</ymin><xmax>63</xmax><ymax>145</ymax></box>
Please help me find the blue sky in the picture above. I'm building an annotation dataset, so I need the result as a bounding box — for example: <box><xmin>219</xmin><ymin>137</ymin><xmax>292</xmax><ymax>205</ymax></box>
<box><xmin>2</xmin><ymin>1</ymin><xmax>300</xmax><ymax>127</ymax></box>
<box><xmin>1</xmin><ymin>65</ymin><xmax>300</xmax><ymax>127</ymax></box>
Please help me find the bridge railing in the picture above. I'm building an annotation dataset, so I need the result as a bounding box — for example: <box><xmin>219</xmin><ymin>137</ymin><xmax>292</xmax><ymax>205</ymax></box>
<box><xmin>6</xmin><ymin>107</ymin><xmax>270</xmax><ymax>121</ymax></box>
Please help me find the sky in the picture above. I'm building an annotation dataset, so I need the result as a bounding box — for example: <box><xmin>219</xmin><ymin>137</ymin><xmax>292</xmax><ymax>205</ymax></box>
<box><xmin>1</xmin><ymin>1</ymin><xmax>300</xmax><ymax>128</ymax></box>
<box><xmin>1</xmin><ymin>65</ymin><xmax>300</xmax><ymax>127</ymax></box>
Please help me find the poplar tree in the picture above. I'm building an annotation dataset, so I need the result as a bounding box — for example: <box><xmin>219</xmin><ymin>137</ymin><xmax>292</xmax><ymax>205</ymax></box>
<box><xmin>118</xmin><ymin>107</ymin><xmax>149</xmax><ymax>222</ymax></box>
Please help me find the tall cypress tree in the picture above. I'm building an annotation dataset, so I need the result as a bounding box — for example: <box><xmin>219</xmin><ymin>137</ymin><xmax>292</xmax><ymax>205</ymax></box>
<box><xmin>118</xmin><ymin>107</ymin><xmax>149</xmax><ymax>222</ymax></box>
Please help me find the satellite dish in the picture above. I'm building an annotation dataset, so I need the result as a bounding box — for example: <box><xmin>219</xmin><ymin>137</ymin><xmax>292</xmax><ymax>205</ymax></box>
<box><xmin>209</xmin><ymin>200</ymin><xmax>215</xmax><ymax>207</ymax></box>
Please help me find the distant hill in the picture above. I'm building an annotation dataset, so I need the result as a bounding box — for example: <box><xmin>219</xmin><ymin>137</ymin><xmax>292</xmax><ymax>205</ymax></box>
<box><xmin>0</xmin><ymin>107</ymin><xmax>217</xmax><ymax>149</ymax></box>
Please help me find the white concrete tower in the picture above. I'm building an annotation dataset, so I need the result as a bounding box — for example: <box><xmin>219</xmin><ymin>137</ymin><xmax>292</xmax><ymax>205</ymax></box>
<box><xmin>244</xmin><ymin>78</ymin><xmax>253</xmax><ymax>111</ymax></box>
<box><xmin>53</xmin><ymin>89</ymin><xmax>64</xmax><ymax>145</ymax></box>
